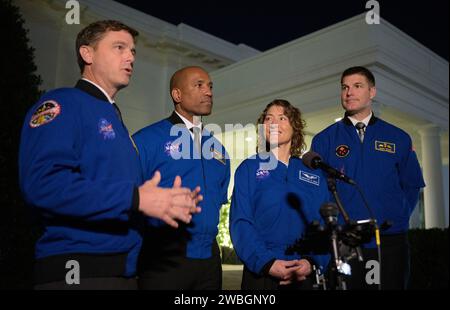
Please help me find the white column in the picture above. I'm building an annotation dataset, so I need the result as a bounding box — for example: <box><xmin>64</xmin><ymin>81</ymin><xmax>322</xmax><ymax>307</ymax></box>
<box><xmin>419</xmin><ymin>125</ymin><xmax>446</xmax><ymax>228</ymax></box>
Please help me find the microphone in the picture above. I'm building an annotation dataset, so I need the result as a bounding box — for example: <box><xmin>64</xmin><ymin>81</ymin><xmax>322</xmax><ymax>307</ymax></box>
<box><xmin>302</xmin><ymin>151</ymin><xmax>356</xmax><ymax>185</ymax></box>
<box><xmin>320</xmin><ymin>202</ymin><xmax>339</xmax><ymax>226</ymax></box>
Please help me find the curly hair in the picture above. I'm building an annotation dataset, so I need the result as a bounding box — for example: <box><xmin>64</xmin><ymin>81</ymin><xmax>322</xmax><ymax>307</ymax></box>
<box><xmin>256</xmin><ymin>99</ymin><xmax>306</xmax><ymax>157</ymax></box>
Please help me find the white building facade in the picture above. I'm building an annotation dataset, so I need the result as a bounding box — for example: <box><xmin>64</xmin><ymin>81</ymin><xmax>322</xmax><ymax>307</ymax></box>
<box><xmin>16</xmin><ymin>0</ymin><xmax>449</xmax><ymax>228</ymax></box>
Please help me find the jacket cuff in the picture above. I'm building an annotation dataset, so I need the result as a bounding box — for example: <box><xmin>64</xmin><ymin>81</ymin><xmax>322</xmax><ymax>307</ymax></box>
<box><xmin>260</xmin><ymin>258</ymin><xmax>276</xmax><ymax>276</ymax></box>
<box><xmin>131</xmin><ymin>186</ymin><xmax>139</xmax><ymax>213</ymax></box>
<box><xmin>302</xmin><ymin>256</ymin><xmax>319</xmax><ymax>271</ymax></box>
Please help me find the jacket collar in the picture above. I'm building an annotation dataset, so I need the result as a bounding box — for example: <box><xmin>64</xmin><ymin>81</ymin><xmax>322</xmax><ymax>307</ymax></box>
<box><xmin>167</xmin><ymin>111</ymin><xmax>205</xmax><ymax>131</ymax></box>
<box><xmin>342</xmin><ymin>112</ymin><xmax>378</xmax><ymax>126</ymax></box>
<box><xmin>75</xmin><ymin>79</ymin><xmax>110</xmax><ymax>102</ymax></box>
<box><xmin>167</xmin><ymin>111</ymin><xmax>186</xmax><ymax>126</ymax></box>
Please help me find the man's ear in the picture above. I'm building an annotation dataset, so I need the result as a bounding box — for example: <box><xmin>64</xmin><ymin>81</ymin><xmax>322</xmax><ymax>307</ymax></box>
<box><xmin>370</xmin><ymin>86</ymin><xmax>376</xmax><ymax>100</ymax></box>
<box><xmin>171</xmin><ymin>88</ymin><xmax>182</xmax><ymax>103</ymax></box>
<box><xmin>79</xmin><ymin>45</ymin><xmax>93</xmax><ymax>65</ymax></box>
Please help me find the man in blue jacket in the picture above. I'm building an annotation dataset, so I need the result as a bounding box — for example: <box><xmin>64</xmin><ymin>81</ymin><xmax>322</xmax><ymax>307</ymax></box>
<box><xmin>133</xmin><ymin>66</ymin><xmax>230</xmax><ymax>289</ymax></box>
<box><xmin>311</xmin><ymin>66</ymin><xmax>425</xmax><ymax>289</ymax></box>
<box><xmin>19</xmin><ymin>20</ymin><xmax>200</xmax><ymax>290</ymax></box>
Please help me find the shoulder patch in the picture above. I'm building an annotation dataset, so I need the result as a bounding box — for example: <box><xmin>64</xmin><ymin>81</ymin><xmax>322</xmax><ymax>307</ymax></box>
<box><xmin>336</xmin><ymin>145</ymin><xmax>350</xmax><ymax>157</ymax></box>
<box><xmin>29</xmin><ymin>100</ymin><xmax>61</xmax><ymax>128</ymax></box>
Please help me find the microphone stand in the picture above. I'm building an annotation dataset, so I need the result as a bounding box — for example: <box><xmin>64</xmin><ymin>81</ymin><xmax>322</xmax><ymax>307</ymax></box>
<box><xmin>320</xmin><ymin>201</ymin><xmax>350</xmax><ymax>290</ymax></box>
<box><xmin>325</xmin><ymin>177</ymin><xmax>355</xmax><ymax>290</ymax></box>
<box><xmin>287</xmin><ymin>162</ymin><xmax>378</xmax><ymax>290</ymax></box>
<box><xmin>327</xmin><ymin>177</ymin><xmax>350</xmax><ymax>224</ymax></box>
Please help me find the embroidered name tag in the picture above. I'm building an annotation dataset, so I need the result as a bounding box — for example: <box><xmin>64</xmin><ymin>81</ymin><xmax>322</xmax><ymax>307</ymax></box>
<box><xmin>299</xmin><ymin>171</ymin><xmax>320</xmax><ymax>186</ymax></box>
<box><xmin>375</xmin><ymin>141</ymin><xmax>396</xmax><ymax>153</ymax></box>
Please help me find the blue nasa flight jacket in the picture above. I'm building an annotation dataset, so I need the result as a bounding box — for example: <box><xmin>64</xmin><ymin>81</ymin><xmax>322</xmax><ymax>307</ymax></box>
<box><xmin>311</xmin><ymin>115</ymin><xmax>425</xmax><ymax>247</ymax></box>
<box><xmin>19</xmin><ymin>80</ymin><xmax>142</xmax><ymax>283</ymax></box>
<box><xmin>132</xmin><ymin>112</ymin><xmax>230</xmax><ymax>259</ymax></box>
<box><xmin>230</xmin><ymin>154</ymin><xmax>330</xmax><ymax>275</ymax></box>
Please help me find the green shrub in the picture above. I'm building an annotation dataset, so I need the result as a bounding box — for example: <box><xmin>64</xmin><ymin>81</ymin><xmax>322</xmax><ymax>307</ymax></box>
<box><xmin>0</xmin><ymin>0</ymin><xmax>42</xmax><ymax>289</ymax></box>
<box><xmin>409</xmin><ymin>228</ymin><xmax>448</xmax><ymax>289</ymax></box>
<box><xmin>216</xmin><ymin>201</ymin><xmax>233</xmax><ymax>249</ymax></box>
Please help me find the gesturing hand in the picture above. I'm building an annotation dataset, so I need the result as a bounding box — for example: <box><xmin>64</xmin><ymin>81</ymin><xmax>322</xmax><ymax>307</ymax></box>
<box><xmin>138</xmin><ymin>171</ymin><xmax>202</xmax><ymax>228</ymax></box>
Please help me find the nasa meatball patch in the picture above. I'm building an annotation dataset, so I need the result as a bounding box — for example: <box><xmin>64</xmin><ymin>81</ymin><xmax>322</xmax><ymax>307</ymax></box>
<box><xmin>256</xmin><ymin>168</ymin><xmax>270</xmax><ymax>180</ymax></box>
<box><xmin>164</xmin><ymin>140</ymin><xmax>182</xmax><ymax>157</ymax></box>
<box><xmin>29</xmin><ymin>100</ymin><xmax>61</xmax><ymax>128</ymax></box>
<box><xmin>98</xmin><ymin>118</ymin><xmax>116</xmax><ymax>140</ymax></box>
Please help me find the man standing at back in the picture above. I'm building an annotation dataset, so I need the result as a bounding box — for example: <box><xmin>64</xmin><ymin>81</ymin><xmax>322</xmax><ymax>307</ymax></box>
<box><xmin>19</xmin><ymin>20</ymin><xmax>200</xmax><ymax>290</ymax></box>
<box><xmin>133</xmin><ymin>66</ymin><xmax>230</xmax><ymax>289</ymax></box>
<box><xmin>311</xmin><ymin>66</ymin><xmax>425</xmax><ymax>289</ymax></box>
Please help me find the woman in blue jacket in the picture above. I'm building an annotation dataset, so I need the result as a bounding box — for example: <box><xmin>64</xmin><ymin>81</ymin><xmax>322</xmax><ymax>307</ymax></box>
<box><xmin>230</xmin><ymin>99</ymin><xmax>329</xmax><ymax>289</ymax></box>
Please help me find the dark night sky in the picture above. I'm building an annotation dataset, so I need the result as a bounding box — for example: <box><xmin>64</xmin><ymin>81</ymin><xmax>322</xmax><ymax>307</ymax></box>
<box><xmin>116</xmin><ymin>0</ymin><xmax>448</xmax><ymax>61</ymax></box>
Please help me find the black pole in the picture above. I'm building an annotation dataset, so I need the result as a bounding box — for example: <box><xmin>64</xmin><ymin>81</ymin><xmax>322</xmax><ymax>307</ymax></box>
<box><xmin>320</xmin><ymin>203</ymin><xmax>348</xmax><ymax>290</ymax></box>
<box><xmin>327</xmin><ymin>177</ymin><xmax>351</xmax><ymax>224</ymax></box>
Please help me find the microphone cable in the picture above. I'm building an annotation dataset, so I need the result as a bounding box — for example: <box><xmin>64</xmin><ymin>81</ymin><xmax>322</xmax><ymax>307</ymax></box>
<box><xmin>354</xmin><ymin>183</ymin><xmax>382</xmax><ymax>290</ymax></box>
